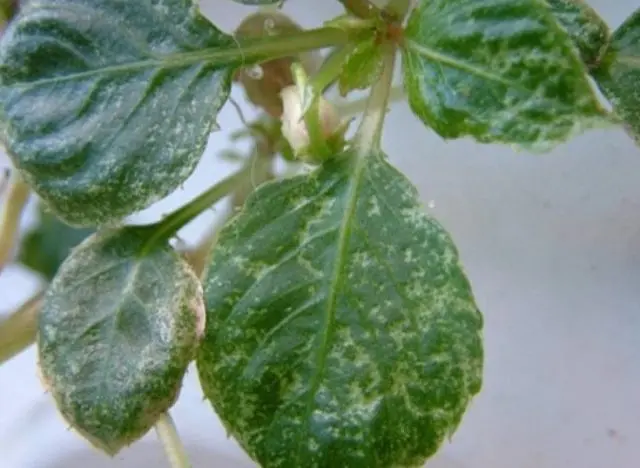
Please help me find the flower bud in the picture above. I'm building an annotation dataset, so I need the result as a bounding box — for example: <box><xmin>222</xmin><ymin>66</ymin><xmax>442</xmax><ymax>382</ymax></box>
<box><xmin>279</xmin><ymin>85</ymin><xmax>342</xmax><ymax>161</ymax></box>
<box><xmin>234</xmin><ymin>11</ymin><xmax>321</xmax><ymax>118</ymax></box>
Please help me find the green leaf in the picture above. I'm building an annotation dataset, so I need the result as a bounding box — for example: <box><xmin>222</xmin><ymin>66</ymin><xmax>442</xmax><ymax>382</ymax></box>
<box><xmin>18</xmin><ymin>203</ymin><xmax>93</xmax><ymax>281</ymax></box>
<box><xmin>545</xmin><ymin>0</ymin><xmax>610</xmax><ymax>67</ymax></box>
<box><xmin>402</xmin><ymin>0</ymin><xmax>607</xmax><ymax>148</ymax></box>
<box><xmin>338</xmin><ymin>38</ymin><xmax>384</xmax><ymax>96</ymax></box>
<box><xmin>592</xmin><ymin>8</ymin><xmax>640</xmax><ymax>144</ymax></box>
<box><xmin>0</xmin><ymin>0</ymin><xmax>237</xmax><ymax>226</ymax></box>
<box><xmin>197</xmin><ymin>151</ymin><xmax>483</xmax><ymax>467</ymax></box>
<box><xmin>38</xmin><ymin>227</ymin><xmax>205</xmax><ymax>455</ymax></box>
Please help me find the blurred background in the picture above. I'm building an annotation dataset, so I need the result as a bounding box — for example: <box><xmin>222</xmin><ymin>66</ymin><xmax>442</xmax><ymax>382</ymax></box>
<box><xmin>1</xmin><ymin>1</ymin><xmax>639</xmax><ymax>467</ymax></box>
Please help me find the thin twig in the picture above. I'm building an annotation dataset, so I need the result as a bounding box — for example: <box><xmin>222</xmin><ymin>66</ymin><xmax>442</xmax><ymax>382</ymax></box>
<box><xmin>354</xmin><ymin>45</ymin><xmax>397</xmax><ymax>154</ymax></box>
<box><xmin>0</xmin><ymin>173</ymin><xmax>30</xmax><ymax>272</ymax></box>
<box><xmin>183</xmin><ymin>151</ymin><xmax>275</xmax><ymax>278</ymax></box>
<box><xmin>0</xmin><ymin>290</ymin><xmax>44</xmax><ymax>365</ymax></box>
<box><xmin>155</xmin><ymin>412</ymin><xmax>191</xmax><ymax>468</ymax></box>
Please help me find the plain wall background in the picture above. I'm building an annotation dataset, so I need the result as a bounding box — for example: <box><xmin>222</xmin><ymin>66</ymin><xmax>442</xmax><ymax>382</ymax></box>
<box><xmin>0</xmin><ymin>1</ymin><xmax>638</xmax><ymax>467</ymax></box>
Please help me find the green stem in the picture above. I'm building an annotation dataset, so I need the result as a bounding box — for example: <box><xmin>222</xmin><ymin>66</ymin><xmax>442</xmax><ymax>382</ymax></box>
<box><xmin>142</xmin><ymin>166</ymin><xmax>253</xmax><ymax>253</ymax></box>
<box><xmin>336</xmin><ymin>84</ymin><xmax>405</xmax><ymax>117</ymax></box>
<box><xmin>310</xmin><ymin>43</ymin><xmax>359</xmax><ymax>93</ymax></box>
<box><xmin>155</xmin><ymin>412</ymin><xmax>191</xmax><ymax>468</ymax></box>
<box><xmin>185</xmin><ymin>153</ymin><xmax>275</xmax><ymax>278</ymax></box>
<box><xmin>0</xmin><ymin>173</ymin><xmax>30</xmax><ymax>271</ymax></box>
<box><xmin>354</xmin><ymin>45</ymin><xmax>397</xmax><ymax>155</ymax></box>
<box><xmin>232</xmin><ymin>23</ymin><xmax>372</xmax><ymax>65</ymax></box>
<box><xmin>0</xmin><ymin>290</ymin><xmax>44</xmax><ymax>365</ymax></box>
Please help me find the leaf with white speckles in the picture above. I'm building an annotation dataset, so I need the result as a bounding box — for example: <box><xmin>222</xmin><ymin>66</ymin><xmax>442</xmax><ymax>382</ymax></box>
<box><xmin>592</xmin><ymin>8</ymin><xmax>640</xmax><ymax>144</ymax></box>
<box><xmin>38</xmin><ymin>227</ymin><xmax>205</xmax><ymax>455</ymax></box>
<box><xmin>18</xmin><ymin>203</ymin><xmax>94</xmax><ymax>281</ymax></box>
<box><xmin>197</xmin><ymin>150</ymin><xmax>484</xmax><ymax>467</ymax></box>
<box><xmin>0</xmin><ymin>0</ymin><xmax>237</xmax><ymax>226</ymax></box>
<box><xmin>402</xmin><ymin>0</ymin><xmax>608</xmax><ymax>149</ymax></box>
<box><xmin>545</xmin><ymin>0</ymin><xmax>610</xmax><ymax>67</ymax></box>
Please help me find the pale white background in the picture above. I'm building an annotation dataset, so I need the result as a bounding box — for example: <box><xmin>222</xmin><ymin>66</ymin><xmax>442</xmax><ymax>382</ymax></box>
<box><xmin>1</xmin><ymin>1</ymin><xmax>639</xmax><ymax>467</ymax></box>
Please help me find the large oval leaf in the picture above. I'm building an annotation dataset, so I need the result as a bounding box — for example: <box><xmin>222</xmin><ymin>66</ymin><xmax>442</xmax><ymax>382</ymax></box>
<box><xmin>545</xmin><ymin>0</ymin><xmax>610</xmax><ymax>67</ymax></box>
<box><xmin>197</xmin><ymin>152</ymin><xmax>483</xmax><ymax>467</ymax></box>
<box><xmin>402</xmin><ymin>0</ymin><xmax>607</xmax><ymax>148</ymax></box>
<box><xmin>38</xmin><ymin>227</ymin><xmax>205</xmax><ymax>455</ymax></box>
<box><xmin>19</xmin><ymin>203</ymin><xmax>93</xmax><ymax>280</ymax></box>
<box><xmin>0</xmin><ymin>0</ymin><xmax>236</xmax><ymax>226</ymax></box>
<box><xmin>592</xmin><ymin>8</ymin><xmax>640</xmax><ymax>144</ymax></box>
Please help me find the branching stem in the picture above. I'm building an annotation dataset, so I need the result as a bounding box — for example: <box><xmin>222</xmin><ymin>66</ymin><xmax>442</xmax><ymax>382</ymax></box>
<box><xmin>142</xmin><ymin>165</ymin><xmax>253</xmax><ymax>253</ymax></box>
<box><xmin>354</xmin><ymin>45</ymin><xmax>397</xmax><ymax>155</ymax></box>
<box><xmin>0</xmin><ymin>173</ymin><xmax>30</xmax><ymax>272</ymax></box>
<box><xmin>233</xmin><ymin>22</ymin><xmax>372</xmax><ymax>66</ymax></box>
<box><xmin>155</xmin><ymin>412</ymin><xmax>191</xmax><ymax>468</ymax></box>
<box><xmin>0</xmin><ymin>290</ymin><xmax>44</xmax><ymax>365</ymax></box>
<box><xmin>336</xmin><ymin>84</ymin><xmax>405</xmax><ymax>117</ymax></box>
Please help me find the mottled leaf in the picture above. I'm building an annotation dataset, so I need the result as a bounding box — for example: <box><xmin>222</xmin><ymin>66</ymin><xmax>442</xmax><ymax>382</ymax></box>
<box><xmin>545</xmin><ymin>0</ymin><xmax>610</xmax><ymax>67</ymax></box>
<box><xmin>402</xmin><ymin>0</ymin><xmax>607</xmax><ymax>148</ymax></box>
<box><xmin>197</xmin><ymin>151</ymin><xmax>484</xmax><ymax>467</ymax></box>
<box><xmin>338</xmin><ymin>38</ymin><xmax>384</xmax><ymax>96</ymax></box>
<box><xmin>18</xmin><ymin>203</ymin><xmax>93</xmax><ymax>280</ymax></box>
<box><xmin>38</xmin><ymin>227</ymin><xmax>205</xmax><ymax>455</ymax></box>
<box><xmin>592</xmin><ymin>8</ymin><xmax>640</xmax><ymax>144</ymax></box>
<box><xmin>0</xmin><ymin>0</ymin><xmax>237</xmax><ymax>226</ymax></box>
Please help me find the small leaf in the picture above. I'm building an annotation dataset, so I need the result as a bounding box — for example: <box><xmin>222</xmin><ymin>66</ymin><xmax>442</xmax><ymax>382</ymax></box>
<box><xmin>197</xmin><ymin>151</ymin><xmax>483</xmax><ymax>467</ymax></box>
<box><xmin>545</xmin><ymin>0</ymin><xmax>610</xmax><ymax>67</ymax></box>
<box><xmin>338</xmin><ymin>38</ymin><xmax>384</xmax><ymax>96</ymax></box>
<box><xmin>18</xmin><ymin>203</ymin><xmax>93</xmax><ymax>281</ymax></box>
<box><xmin>592</xmin><ymin>8</ymin><xmax>640</xmax><ymax>144</ymax></box>
<box><xmin>0</xmin><ymin>0</ymin><xmax>237</xmax><ymax>226</ymax></box>
<box><xmin>402</xmin><ymin>0</ymin><xmax>607</xmax><ymax>148</ymax></box>
<box><xmin>38</xmin><ymin>227</ymin><xmax>205</xmax><ymax>455</ymax></box>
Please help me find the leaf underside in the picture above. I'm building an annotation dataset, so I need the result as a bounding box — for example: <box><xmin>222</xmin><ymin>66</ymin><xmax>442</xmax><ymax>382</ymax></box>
<box><xmin>38</xmin><ymin>227</ymin><xmax>203</xmax><ymax>455</ymax></box>
<box><xmin>592</xmin><ymin>8</ymin><xmax>640</xmax><ymax>144</ymax></box>
<box><xmin>402</xmin><ymin>0</ymin><xmax>607</xmax><ymax>149</ymax></box>
<box><xmin>197</xmin><ymin>151</ymin><xmax>484</xmax><ymax>467</ymax></box>
<box><xmin>19</xmin><ymin>203</ymin><xmax>93</xmax><ymax>281</ymax></box>
<box><xmin>0</xmin><ymin>0</ymin><xmax>237</xmax><ymax>226</ymax></box>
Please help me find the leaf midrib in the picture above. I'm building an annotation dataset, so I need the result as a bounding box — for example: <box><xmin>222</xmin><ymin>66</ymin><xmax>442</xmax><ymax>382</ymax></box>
<box><xmin>98</xmin><ymin>258</ymin><xmax>143</xmax><ymax>399</ymax></box>
<box><xmin>404</xmin><ymin>39</ymin><xmax>524</xmax><ymax>90</ymax></box>
<box><xmin>297</xmin><ymin>155</ymin><xmax>368</xmax><ymax>453</ymax></box>
<box><xmin>3</xmin><ymin>46</ymin><xmax>240</xmax><ymax>88</ymax></box>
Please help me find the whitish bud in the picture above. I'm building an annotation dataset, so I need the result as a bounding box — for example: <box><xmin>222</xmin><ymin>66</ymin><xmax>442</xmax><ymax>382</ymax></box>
<box><xmin>279</xmin><ymin>85</ymin><xmax>342</xmax><ymax>160</ymax></box>
<box><xmin>234</xmin><ymin>12</ymin><xmax>321</xmax><ymax>118</ymax></box>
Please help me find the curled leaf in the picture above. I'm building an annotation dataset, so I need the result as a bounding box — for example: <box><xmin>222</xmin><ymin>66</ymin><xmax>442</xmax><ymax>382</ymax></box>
<box><xmin>38</xmin><ymin>227</ymin><xmax>205</xmax><ymax>455</ymax></box>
